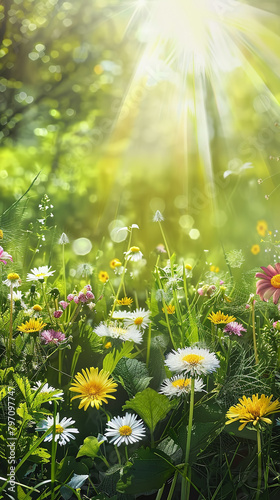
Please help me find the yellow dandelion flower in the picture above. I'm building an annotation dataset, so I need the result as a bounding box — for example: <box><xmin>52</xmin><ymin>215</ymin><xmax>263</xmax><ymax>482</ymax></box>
<box><xmin>251</xmin><ymin>244</ymin><xmax>260</xmax><ymax>255</ymax></box>
<box><xmin>207</xmin><ymin>310</ymin><xmax>236</xmax><ymax>324</ymax></box>
<box><xmin>225</xmin><ymin>394</ymin><xmax>280</xmax><ymax>431</ymax></box>
<box><xmin>69</xmin><ymin>367</ymin><xmax>117</xmax><ymax>411</ymax></box>
<box><xmin>163</xmin><ymin>304</ymin><xmax>175</xmax><ymax>314</ymax></box>
<box><xmin>104</xmin><ymin>341</ymin><xmax>112</xmax><ymax>349</ymax></box>
<box><xmin>33</xmin><ymin>304</ymin><xmax>43</xmax><ymax>312</ymax></box>
<box><xmin>256</xmin><ymin>220</ymin><xmax>268</xmax><ymax>237</ymax></box>
<box><xmin>18</xmin><ymin>318</ymin><xmax>47</xmax><ymax>333</ymax></box>
<box><xmin>210</xmin><ymin>265</ymin><xmax>219</xmax><ymax>273</ymax></box>
<box><xmin>110</xmin><ymin>258</ymin><xmax>122</xmax><ymax>269</ymax></box>
<box><xmin>115</xmin><ymin>297</ymin><xmax>133</xmax><ymax>306</ymax></box>
<box><xmin>0</xmin><ymin>229</ymin><xmax>3</xmax><ymax>239</ymax></box>
<box><xmin>98</xmin><ymin>271</ymin><xmax>109</xmax><ymax>283</ymax></box>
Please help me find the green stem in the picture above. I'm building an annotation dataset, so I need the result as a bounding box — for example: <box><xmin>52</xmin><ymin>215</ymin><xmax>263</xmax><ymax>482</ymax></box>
<box><xmin>62</xmin><ymin>243</ymin><xmax>67</xmax><ymax>300</ymax></box>
<box><xmin>256</xmin><ymin>425</ymin><xmax>262</xmax><ymax>500</ymax></box>
<box><xmin>167</xmin><ymin>471</ymin><xmax>179</xmax><ymax>500</ymax></box>
<box><xmin>125</xmin><ymin>446</ymin><xmax>129</xmax><ymax>462</ymax></box>
<box><xmin>146</xmin><ymin>322</ymin><xmax>152</xmax><ymax>367</ymax></box>
<box><xmin>58</xmin><ymin>350</ymin><xmax>62</xmax><ymax>386</ymax></box>
<box><xmin>181</xmin><ymin>378</ymin><xmax>195</xmax><ymax>500</ymax></box>
<box><xmin>110</xmin><ymin>230</ymin><xmax>133</xmax><ymax>317</ymax></box>
<box><xmin>252</xmin><ymin>301</ymin><xmax>259</xmax><ymax>364</ymax></box>
<box><xmin>41</xmin><ymin>282</ymin><xmax>55</xmax><ymax>326</ymax></box>
<box><xmin>155</xmin><ymin>484</ymin><xmax>165</xmax><ymax>500</ymax></box>
<box><xmin>114</xmin><ymin>445</ymin><xmax>122</xmax><ymax>465</ymax></box>
<box><xmin>158</xmin><ymin>221</ymin><xmax>171</xmax><ymax>261</ymax></box>
<box><xmin>51</xmin><ymin>402</ymin><xmax>58</xmax><ymax>500</ymax></box>
<box><xmin>8</xmin><ymin>284</ymin><xmax>13</xmax><ymax>364</ymax></box>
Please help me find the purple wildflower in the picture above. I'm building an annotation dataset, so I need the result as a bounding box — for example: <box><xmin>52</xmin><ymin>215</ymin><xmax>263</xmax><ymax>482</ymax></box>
<box><xmin>223</xmin><ymin>322</ymin><xmax>246</xmax><ymax>337</ymax></box>
<box><xmin>40</xmin><ymin>329</ymin><xmax>66</xmax><ymax>345</ymax></box>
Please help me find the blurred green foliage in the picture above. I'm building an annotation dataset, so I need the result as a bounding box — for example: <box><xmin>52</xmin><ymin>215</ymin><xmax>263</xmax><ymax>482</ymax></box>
<box><xmin>0</xmin><ymin>0</ymin><xmax>280</xmax><ymax>271</ymax></box>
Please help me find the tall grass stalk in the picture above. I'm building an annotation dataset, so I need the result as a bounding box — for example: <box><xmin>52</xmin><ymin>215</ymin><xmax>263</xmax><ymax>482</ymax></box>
<box><xmin>51</xmin><ymin>402</ymin><xmax>58</xmax><ymax>500</ymax></box>
<box><xmin>181</xmin><ymin>377</ymin><xmax>195</xmax><ymax>500</ymax></box>
<box><xmin>256</xmin><ymin>424</ymin><xmax>262</xmax><ymax>500</ymax></box>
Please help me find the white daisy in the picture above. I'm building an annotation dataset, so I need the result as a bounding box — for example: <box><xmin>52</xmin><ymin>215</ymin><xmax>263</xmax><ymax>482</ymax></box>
<box><xmin>124</xmin><ymin>246</ymin><xmax>143</xmax><ymax>262</ymax></box>
<box><xmin>104</xmin><ymin>412</ymin><xmax>146</xmax><ymax>446</ymax></box>
<box><xmin>123</xmin><ymin>308</ymin><xmax>151</xmax><ymax>329</ymax></box>
<box><xmin>3</xmin><ymin>273</ymin><xmax>21</xmax><ymax>288</ymax></box>
<box><xmin>26</xmin><ymin>266</ymin><xmax>55</xmax><ymax>281</ymax></box>
<box><xmin>32</xmin><ymin>382</ymin><xmax>64</xmax><ymax>403</ymax></box>
<box><xmin>36</xmin><ymin>413</ymin><xmax>79</xmax><ymax>446</ymax></box>
<box><xmin>165</xmin><ymin>347</ymin><xmax>220</xmax><ymax>376</ymax></box>
<box><xmin>8</xmin><ymin>290</ymin><xmax>26</xmax><ymax>308</ymax></box>
<box><xmin>159</xmin><ymin>375</ymin><xmax>205</xmax><ymax>398</ymax></box>
<box><xmin>94</xmin><ymin>322</ymin><xmax>143</xmax><ymax>344</ymax></box>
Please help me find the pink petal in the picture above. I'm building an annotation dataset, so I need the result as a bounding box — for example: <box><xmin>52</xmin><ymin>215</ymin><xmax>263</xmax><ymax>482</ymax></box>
<box><xmin>273</xmin><ymin>289</ymin><xmax>280</xmax><ymax>304</ymax></box>
<box><xmin>274</xmin><ymin>263</ymin><xmax>280</xmax><ymax>273</ymax></box>
<box><xmin>263</xmin><ymin>288</ymin><xmax>276</xmax><ymax>300</ymax></box>
<box><xmin>261</xmin><ymin>265</ymin><xmax>276</xmax><ymax>277</ymax></box>
<box><xmin>255</xmin><ymin>273</ymin><xmax>271</xmax><ymax>280</ymax></box>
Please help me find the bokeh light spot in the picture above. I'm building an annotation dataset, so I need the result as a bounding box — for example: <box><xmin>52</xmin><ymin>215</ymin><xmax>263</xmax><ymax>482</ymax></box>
<box><xmin>72</xmin><ymin>237</ymin><xmax>92</xmax><ymax>255</ymax></box>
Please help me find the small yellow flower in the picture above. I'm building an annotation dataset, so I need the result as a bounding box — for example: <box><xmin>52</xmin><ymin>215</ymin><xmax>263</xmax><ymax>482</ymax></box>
<box><xmin>210</xmin><ymin>265</ymin><xmax>219</xmax><ymax>273</ymax></box>
<box><xmin>115</xmin><ymin>297</ymin><xmax>133</xmax><ymax>306</ymax></box>
<box><xmin>251</xmin><ymin>244</ymin><xmax>260</xmax><ymax>255</ymax></box>
<box><xmin>0</xmin><ymin>229</ymin><xmax>3</xmax><ymax>239</ymax></box>
<box><xmin>256</xmin><ymin>220</ymin><xmax>267</xmax><ymax>237</ymax></box>
<box><xmin>104</xmin><ymin>342</ymin><xmax>112</xmax><ymax>349</ymax></box>
<box><xmin>163</xmin><ymin>304</ymin><xmax>175</xmax><ymax>314</ymax></box>
<box><xmin>98</xmin><ymin>271</ymin><xmax>109</xmax><ymax>283</ymax></box>
<box><xmin>226</xmin><ymin>394</ymin><xmax>280</xmax><ymax>431</ymax></box>
<box><xmin>185</xmin><ymin>264</ymin><xmax>192</xmax><ymax>271</ymax></box>
<box><xmin>110</xmin><ymin>258</ymin><xmax>122</xmax><ymax>269</ymax></box>
<box><xmin>18</xmin><ymin>318</ymin><xmax>47</xmax><ymax>333</ymax></box>
<box><xmin>33</xmin><ymin>304</ymin><xmax>42</xmax><ymax>312</ymax></box>
<box><xmin>208</xmin><ymin>310</ymin><xmax>236</xmax><ymax>324</ymax></box>
<box><xmin>69</xmin><ymin>367</ymin><xmax>117</xmax><ymax>411</ymax></box>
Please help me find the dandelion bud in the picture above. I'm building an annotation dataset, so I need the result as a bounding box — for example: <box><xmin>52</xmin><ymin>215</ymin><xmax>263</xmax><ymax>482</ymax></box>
<box><xmin>49</xmin><ymin>288</ymin><xmax>60</xmax><ymax>298</ymax></box>
<box><xmin>58</xmin><ymin>232</ymin><xmax>69</xmax><ymax>244</ymax></box>
<box><xmin>153</xmin><ymin>210</ymin><xmax>164</xmax><ymax>222</ymax></box>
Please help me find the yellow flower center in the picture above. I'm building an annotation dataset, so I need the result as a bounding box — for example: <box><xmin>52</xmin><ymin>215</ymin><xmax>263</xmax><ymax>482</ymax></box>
<box><xmin>33</xmin><ymin>304</ymin><xmax>42</xmax><ymax>311</ymax></box>
<box><xmin>55</xmin><ymin>424</ymin><xmax>64</xmax><ymax>434</ymax></box>
<box><xmin>271</xmin><ymin>274</ymin><xmax>280</xmax><ymax>289</ymax></box>
<box><xmin>7</xmin><ymin>273</ymin><xmax>20</xmax><ymax>281</ymax></box>
<box><xmin>172</xmin><ymin>378</ymin><xmax>191</xmax><ymax>389</ymax></box>
<box><xmin>182</xmin><ymin>354</ymin><xmax>204</xmax><ymax>365</ymax></box>
<box><xmin>35</xmin><ymin>273</ymin><xmax>46</xmax><ymax>277</ymax></box>
<box><xmin>130</xmin><ymin>246</ymin><xmax>140</xmax><ymax>253</ymax></box>
<box><xmin>111</xmin><ymin>327</ymin><xmax>127</xmax><ymax>336</ymax></box>
<box><xmin>185</xmin><ymin>264</ymin><xmax>192</xmax><ymax>270</ymax></box>
<box><xmin>119</xmin><ymin>425</ymin><xmax>132</xmax><ymax>436</ymax></box>
<box><xmin>134</xmin><ymin>317</ymin><xmax>143</xmax><ymax>325</ymax></box>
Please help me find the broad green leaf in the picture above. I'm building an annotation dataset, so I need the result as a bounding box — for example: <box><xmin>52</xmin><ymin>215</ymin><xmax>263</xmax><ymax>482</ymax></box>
<box><xmin>123</xmin><ymin>388</ymin><xmax>175</xmax><ymax>432</ymax></box>
<box><xmin>0</xmin><ymin>367</ymin><xmax>14</xmax><ymax>383</ymax></box>
<box><xmin>13</xmin><ymin>374</ymin><xmax>32</xmax><ymax>403</ymax></box>
<box><xmin>173</xmin><ymin>401</ymin><xmax>225</xmax><ymax>464</ymax></box>
<box><xmin>76</xmin><ymin>436</ymin><xmax>101</xmax><ymax>459</ymax></box>
<box><xmin>30</xmin><ymin>447</ymin><xmax>51</xmax><ymax>464</ymax></box>
<box><xmin>117</xmin><ymin>447</ymin><xmax>174</xmax><ymax>494</ymax></box>
<box><xmin>103</xmin><ymin>341</ymin><xmax>134</xmax><ymax>374</ymax></box>
<box><xmin>113</xmin><ymin>358</ymin><xmax>152</xmax><ymax>397</ymax></box>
